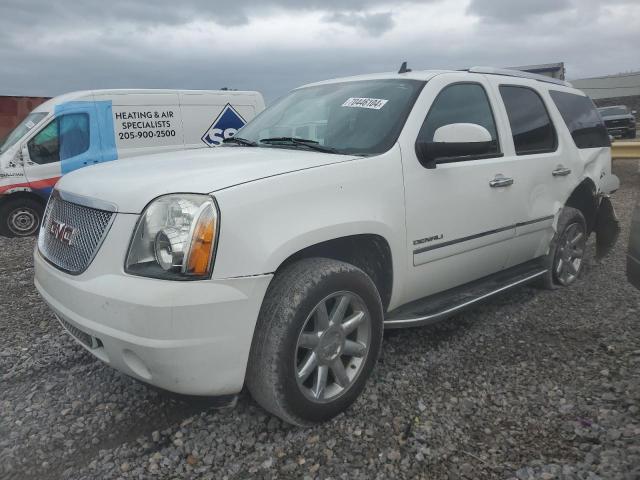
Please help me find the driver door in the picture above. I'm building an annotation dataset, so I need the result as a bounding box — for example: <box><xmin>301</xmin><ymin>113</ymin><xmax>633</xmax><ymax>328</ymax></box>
<box><xmin>23</xmin><ymin>104</ymin><xmax>98</xmax><ymax>196</ymax></box>
<box><xmin>398</xmin><ymin>73</ymin><xmax>521</xmax><ymax>303</ymax></box>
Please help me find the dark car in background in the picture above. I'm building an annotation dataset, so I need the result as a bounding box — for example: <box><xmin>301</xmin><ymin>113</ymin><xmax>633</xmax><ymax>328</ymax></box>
<box><xmin>598</xmin><ymin>105</ymin><xmax>637</xmax><ymax>139</ymax></box>
<box><xmin>628</xmin><ymin>203</ymin><xmax>640</xmax><ymax>290</ymax></box>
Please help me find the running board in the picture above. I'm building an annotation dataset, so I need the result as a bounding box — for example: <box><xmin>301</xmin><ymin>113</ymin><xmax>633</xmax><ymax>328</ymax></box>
<box><xmin>384</xmin><ymin>261</ymin><xmax>547</xmax><ymax>329</ymax></box>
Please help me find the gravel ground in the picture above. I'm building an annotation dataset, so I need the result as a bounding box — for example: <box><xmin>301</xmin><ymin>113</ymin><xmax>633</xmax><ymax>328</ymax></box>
<box><xmin>1</xmin><ymin>160</ymin><xmax>639</xmax><ymax>480</ymax></box>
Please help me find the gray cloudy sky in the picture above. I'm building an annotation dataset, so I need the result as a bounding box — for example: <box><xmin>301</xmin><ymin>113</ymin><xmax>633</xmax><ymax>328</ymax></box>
<box><xmin>1</xmin><ymin>0</ymin><xmax>638</xmax><ymax>101</ymax></box>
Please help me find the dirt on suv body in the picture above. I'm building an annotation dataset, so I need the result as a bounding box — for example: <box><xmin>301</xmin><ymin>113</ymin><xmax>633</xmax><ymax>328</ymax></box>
<box><xmin>34</xmin><ymin>66</ymin><xmax>619</xmax><ymax>425</ymax></box>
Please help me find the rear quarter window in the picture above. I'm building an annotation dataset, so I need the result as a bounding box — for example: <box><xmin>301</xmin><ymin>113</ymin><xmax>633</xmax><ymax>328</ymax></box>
<box><xmin>549</xmin><ymin>90</ymin><xmax>610</xmax><ymax>149</ymax></box>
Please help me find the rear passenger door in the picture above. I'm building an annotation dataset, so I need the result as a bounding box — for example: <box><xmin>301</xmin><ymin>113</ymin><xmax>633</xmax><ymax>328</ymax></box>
<box><xmin>488</xmin><ymin>80</ymin><xmax>572</xmax><ymax>268</ymax></box>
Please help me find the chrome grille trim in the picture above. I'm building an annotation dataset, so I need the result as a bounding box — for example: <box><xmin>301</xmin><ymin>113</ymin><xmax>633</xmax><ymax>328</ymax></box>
<box><xmin>38</xmin><ymin>191</ymin><xmax>115</xmax><ymax>275</ymax></box>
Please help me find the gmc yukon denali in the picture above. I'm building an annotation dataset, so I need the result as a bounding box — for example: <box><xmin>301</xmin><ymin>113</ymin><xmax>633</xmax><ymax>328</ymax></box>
<box><xmin>34</xmin><ymin>66</ymin><xmax>620</xmax><ymax>425</ymax></box>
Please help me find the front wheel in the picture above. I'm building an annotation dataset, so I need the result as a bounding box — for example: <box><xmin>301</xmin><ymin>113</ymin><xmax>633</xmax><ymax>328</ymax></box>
<box><xmin>0</xmin><ymin>197</ymin><xmax>44</xmax><ymax>237</ymax></box>
<box><xmin>246</xmin><ymin>258</ymin><xmax>383</xmax><ymax>426</ymax></box>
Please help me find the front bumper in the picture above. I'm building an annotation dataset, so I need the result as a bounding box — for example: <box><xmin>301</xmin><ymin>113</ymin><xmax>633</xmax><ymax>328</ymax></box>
<box><xmin>34</xmin><ymin>242</ymin><xmax>272</xmax><ymax>396</ymax></box>
<box><xmin>606</xmin><ymin>125</ymin><xmax>635</xmax><ymax>137</ymax></box>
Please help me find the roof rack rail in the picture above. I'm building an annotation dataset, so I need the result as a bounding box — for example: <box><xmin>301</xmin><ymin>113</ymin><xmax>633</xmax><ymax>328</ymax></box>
<box><xmin>466</xmin><ymin>66</ymin><xmax>573</xmax><ymax>87</ymax></box>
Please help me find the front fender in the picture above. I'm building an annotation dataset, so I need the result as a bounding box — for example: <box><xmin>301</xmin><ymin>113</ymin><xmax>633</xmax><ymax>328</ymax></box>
<box><xmin>211</xmin><ymin>147</ymin><xmax>408</xmax><ymax>304</ymax></box>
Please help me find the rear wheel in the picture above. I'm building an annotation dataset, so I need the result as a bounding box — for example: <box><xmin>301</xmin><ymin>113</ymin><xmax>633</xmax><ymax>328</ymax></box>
<box><xmin>246</xmin><ymin>258</ymin><xmax>383</xmax><ymax>426</ymax></box>
<box><xmin>0</xmin><ymin>197</ymin><xmax>44</xmax><ymax>237</ymax></box>
<box><xmin>539</xmin><ymin>207</ymin><xmax>587</xmax><ymax>289</ymax></box>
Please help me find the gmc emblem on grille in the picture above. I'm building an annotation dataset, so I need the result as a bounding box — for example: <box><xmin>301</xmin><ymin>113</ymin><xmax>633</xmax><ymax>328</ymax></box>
<box><xmin>49</xmin><ymin>220</ymin><xmax>77</xmax><ymax>245</ymax></box>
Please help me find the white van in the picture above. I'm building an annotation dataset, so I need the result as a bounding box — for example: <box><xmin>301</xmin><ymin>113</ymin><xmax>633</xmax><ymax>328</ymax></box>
<box><xmin>0</xmin><ymin>89</ymin><xmax>265</xmax><ymax>237</ymax></box>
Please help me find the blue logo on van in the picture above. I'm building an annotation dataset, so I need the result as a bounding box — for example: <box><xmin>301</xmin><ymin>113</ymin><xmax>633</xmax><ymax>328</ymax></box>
<box><xmin>201</xmin><ymin>104</ymin><xmax>247</xmax><ymax>147</ymax></box>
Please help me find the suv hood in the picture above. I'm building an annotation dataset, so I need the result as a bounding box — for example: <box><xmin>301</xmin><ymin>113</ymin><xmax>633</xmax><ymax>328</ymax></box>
<box><xmin>56</xmin><ymin>147</ymin><xmax>357</xmax><ymax>213</ymax></box>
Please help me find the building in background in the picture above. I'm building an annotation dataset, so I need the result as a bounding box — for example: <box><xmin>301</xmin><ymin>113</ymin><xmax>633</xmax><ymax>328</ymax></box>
<box><xmin>572</xmin><ymin>72</ymin><xmax>640</xmax><ymax>113</ymax></box>
<box><xmin>0</xmin><ymin>96</ymin><xmax>50</xmax><ymax>142</ymax></box>
<box><xmin>512</xmin><ymin>62</ymin><xmax>565</xmax><ymax>80</ymax></box>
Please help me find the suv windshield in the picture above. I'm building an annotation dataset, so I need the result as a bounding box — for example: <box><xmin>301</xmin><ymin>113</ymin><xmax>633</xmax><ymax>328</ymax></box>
<box><xmin>598</xmin><ymin>106</ymin><xmax>628</xmax><ymax>117</ymax></box>
<box><xmin>235</xmin><ymin>79</ymin><xmax>425</xmax><ymax>156</ymax></box>
<box><xmin>0</xmin><ymin>112</ymin><xmax>48</xmax><ymax>154</ymax></box>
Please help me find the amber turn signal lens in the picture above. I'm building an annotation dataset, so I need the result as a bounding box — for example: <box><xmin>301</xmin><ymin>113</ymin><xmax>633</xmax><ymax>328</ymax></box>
<box><xmin>184</xmin><ymin>204</ymin><xmax>217</xmax><ymax>276</ymax></box>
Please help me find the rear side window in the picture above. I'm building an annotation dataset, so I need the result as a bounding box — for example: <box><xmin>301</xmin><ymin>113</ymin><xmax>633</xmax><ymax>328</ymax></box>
<box><xmin>499</xmin><ymin>85</ymin><xmax>557</xmax><ymax>155</ymax></box>
<box><xmin>549</xmin><ymin>90</ymin><xmax>610</xmax><ymax>148</ymax></box>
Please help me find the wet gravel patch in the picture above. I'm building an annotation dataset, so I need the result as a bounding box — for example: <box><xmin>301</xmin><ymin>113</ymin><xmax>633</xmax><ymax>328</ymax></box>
<box><xmin>1</xmin><ymin>160</ymin><xmax>639</xmax><ymax>480</ymax></box>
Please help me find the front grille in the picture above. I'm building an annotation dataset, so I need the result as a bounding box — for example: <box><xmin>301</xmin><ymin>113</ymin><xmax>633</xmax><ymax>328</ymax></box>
<box><xmin>57</xmin><ymin>315</ymin><xmax>100</xmax><ymax>349</ymax></box>
<box><xmin>38</xmin><ymin>192</ymin><xmax>114</xmax><ymax>274</ymax></box>
<box><xmin>605</xmin><ymin>119</ymin><xmax>630</xmax><ymax>128</ymax></box>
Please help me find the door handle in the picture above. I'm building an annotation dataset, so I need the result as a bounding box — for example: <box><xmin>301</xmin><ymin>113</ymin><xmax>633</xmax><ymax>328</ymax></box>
<box><xmin>552</xmin><ymin>166</ymin><xmax>572</xmax><ymax>177</ymax></box>
<box><xmin>489</xmin><ymin>174</ymin><xmax>514</xmax><ymax>188</ymax></box>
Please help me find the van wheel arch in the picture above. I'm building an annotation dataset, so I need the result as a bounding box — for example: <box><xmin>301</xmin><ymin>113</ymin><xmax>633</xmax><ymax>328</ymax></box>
<box><xmin>0</xmin><ymin>193</ymin><xmax>46</xmax><ymax>237</ymax></box>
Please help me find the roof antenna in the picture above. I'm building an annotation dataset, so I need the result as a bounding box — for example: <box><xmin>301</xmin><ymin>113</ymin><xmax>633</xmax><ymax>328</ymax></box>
<box><xmin>398</xmin><ymin>61</ymin><xmax>411</xmax><ymax>74</ymax></box>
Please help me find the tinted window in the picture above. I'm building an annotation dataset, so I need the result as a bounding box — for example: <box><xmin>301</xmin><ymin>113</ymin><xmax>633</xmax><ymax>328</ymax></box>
<box><xmin>27</xmin><ymin>114</ymin><xmax>90</xmax><ymax>165</ymax></box>
<box><xmin>59</xmin><ymin>114</ymin><xmax>90</xmax><ymax>159</ymax></box>
<box><xmin>499</xmin><ymin>86</ymin><xmax>556</xmax><ymax>155</ymax></box>
<box><xmin>28</xmin><ymin>120</ymin><xmax>59</xmax><ymax>164</ymax></box>
<box><xmin>550</xmin><ymin>91</ymin><xmax>610</xmax><ymax>148</ymax></box>
<box><xmin>418</xmin><ymin>83</ymin><xmax>499</xmax><ymax>154</ymax></box>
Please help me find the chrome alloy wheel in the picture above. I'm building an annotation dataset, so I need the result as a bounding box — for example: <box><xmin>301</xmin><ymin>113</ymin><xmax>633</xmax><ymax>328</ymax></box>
<box><xmin>8</xmin><ymin>207</ymin><xmax>39</xmax><ymax>236</ymax></box>
<box><xmin>555</xmin><ymin>222</ymin><xmax>586</xmax><ymax>286</ymax></box>
<box><xmin>295</xmin><ymin>291</ymin><xmax>371</xmax><ymax>403</ymax></box>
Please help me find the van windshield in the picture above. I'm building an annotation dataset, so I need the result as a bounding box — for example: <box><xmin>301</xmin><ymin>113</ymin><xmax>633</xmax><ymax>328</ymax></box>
<box><xmin>0</xmin><ymin>112</ymin><xmax>48</xmax><ymax>154</ymax></box>
<box><xmin>234</xmin><ymin>79</ymin><xmax>425</xmax><ymax>156</ymax></box>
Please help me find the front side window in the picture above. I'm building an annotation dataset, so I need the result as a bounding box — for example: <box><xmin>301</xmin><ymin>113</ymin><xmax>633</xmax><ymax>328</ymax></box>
<box><xmin>417</xmin><ymin>82</ymin><xmax>499</xmax><ymax>153</ymax></box>
<box><xmin>549</xmin><ymin>90</ymin><xmax>610</xmax><ymax>149</ymax></box>
<box><xmin>499</xmin><ymin>85</ymin><xmax>557</xmax><ymax>155</ymax></box>
<box><xmin>27</xmin><ymin>113</ymin><xmax>90</xmax><ymax>165</ymax></box>
<box><xmin>235</xmin><ymin>79</ymin><xmax>425</xmax><ymax>156</ymax></box>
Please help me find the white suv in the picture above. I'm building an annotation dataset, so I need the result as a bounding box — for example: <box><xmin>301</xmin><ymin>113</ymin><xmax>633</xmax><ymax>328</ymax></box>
<box><xmin>34</xmin><ymin>66</ymin><xmax>620</xmax><ymax>425</ymax></box>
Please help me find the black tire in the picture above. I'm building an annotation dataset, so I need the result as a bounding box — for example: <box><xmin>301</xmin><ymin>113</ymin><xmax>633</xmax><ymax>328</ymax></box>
<box><xmin>246</xmin><ymin>257</ymin><xmax>384</xmax><ymax>426</ymax></box>
<box><xmin>538</xmin><ymin>207</ymin><xmax>587</xmax><ymax>289</ymax></box>
<box><xmin>0</xmin><ymin>197</ymin><xmax>44</xmax><ymax>238</ymax></box>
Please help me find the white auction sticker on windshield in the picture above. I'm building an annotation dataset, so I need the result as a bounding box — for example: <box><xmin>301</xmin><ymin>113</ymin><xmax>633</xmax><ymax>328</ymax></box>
<box><xmin>342</xmin><ymin>97</ymin><xmax>388</xmax><ymax>110</ymax></box>
<box><xmin>25</xmin><ymin>121</ymin><xmax>35</xmax><ymax>129</ymax></box>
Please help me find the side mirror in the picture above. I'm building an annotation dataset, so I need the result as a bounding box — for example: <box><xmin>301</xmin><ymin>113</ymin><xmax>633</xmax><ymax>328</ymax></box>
<box><xmin>415</xmin><ymin>123</ymin><xmax>493</xmax><ymax>169</ymax></box>
<box><xmin>632</xmin><ymin>110</ymin><xmax>637</xmax><ymax>115</ymax></box>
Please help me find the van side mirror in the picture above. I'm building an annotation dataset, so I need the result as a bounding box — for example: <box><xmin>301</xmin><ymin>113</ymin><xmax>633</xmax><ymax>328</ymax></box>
<box><xmin>415</xmin><ymin>123</ymin><xmax>493</xmax><ymax>169</ymax></box>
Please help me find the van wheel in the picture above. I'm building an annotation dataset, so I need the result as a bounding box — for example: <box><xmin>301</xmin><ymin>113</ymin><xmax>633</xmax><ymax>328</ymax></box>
<box><xmin>246</xmin><ymin>258</ymin><xmax>383</xmax><ymax>426</ymax></box>
<box><xmin>0</xmin><ymin>197</ymin><xmax>44</xmax><ymax>237</ymax></box>
<box><xmin>538</xmin><ymin>207</ymin><xmax>587</xmax><ymax>289</ymax></box>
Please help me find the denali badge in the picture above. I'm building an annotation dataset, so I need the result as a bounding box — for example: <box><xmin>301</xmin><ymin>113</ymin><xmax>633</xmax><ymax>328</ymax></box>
<box><xmin>49</xmin><ymin>220</ymin><xmax>77</xmax><ymax>245</ymax></box>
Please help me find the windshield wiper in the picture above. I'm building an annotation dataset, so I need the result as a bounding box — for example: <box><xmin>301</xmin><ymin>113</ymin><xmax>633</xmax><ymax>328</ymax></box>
<box><xmin>259</xmin><ymin>137</ymin><xmax>338</xmax><ymax>153</ymax></box>
<box><xmin>222</xmin><ymin>136</ymin><xmax>257</xmax><ymax>146</ymax></box>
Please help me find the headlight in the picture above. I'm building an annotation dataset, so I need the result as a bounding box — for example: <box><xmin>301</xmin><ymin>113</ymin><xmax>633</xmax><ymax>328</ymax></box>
<box><xmin>125</xmin><ymin>194</ymin><xmax>219</xmax><ymax>280</ymax></box>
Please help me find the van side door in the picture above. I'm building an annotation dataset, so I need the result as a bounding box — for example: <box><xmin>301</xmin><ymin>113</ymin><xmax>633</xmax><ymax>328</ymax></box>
<box><xmin>23</xmin><ymin>102</ymin><xmax>98</xmax><ymax>196</ymax></box>
<box><xmin>398</xmin><ymin>73</ymin><xmax>521</xmax><ymax>304</ymax></box>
